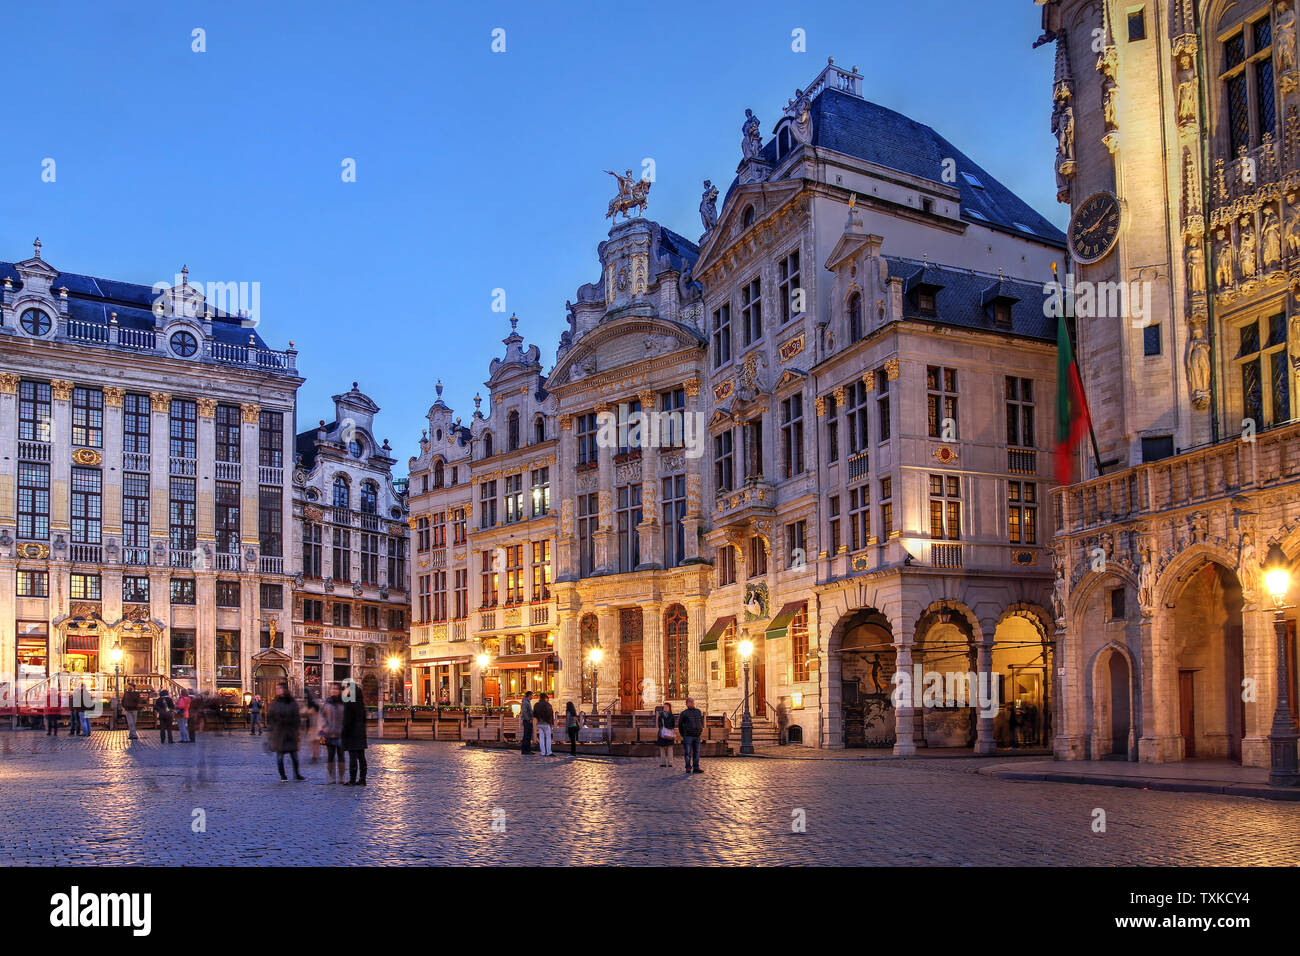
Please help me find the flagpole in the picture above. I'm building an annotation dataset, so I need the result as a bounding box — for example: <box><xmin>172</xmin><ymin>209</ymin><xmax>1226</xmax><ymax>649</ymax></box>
<box><xmin>1052</xmin><ymin>261</ymin><xmax>1104</xmax><ymax>479</ymax></box>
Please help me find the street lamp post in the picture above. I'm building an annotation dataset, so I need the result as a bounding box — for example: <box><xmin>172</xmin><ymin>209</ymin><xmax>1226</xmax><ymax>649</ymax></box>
<box><xmin>1263</xmin><ymin>544</ymin><xmax>1298</xmax><ymax>787</ymax></box>
<box><xmin>739</xmin><ymin>639</ymin><xmax>754</xmax><ymax>755</ymax></box>
<box><xmin>378</xmin><ymin>656</ymin><xmax>401</xmax><ymax>737</ymax></box>
<box><xmin>588</xmin><ymin>645</ymin><xmax>603</xmax><ymax>740</ymax></box>
<box><xmin>477</xmin><ymin>652</ymin><xmax>492</xmax><ymax>708</ymax></box>
<box><xmin>108</xmin><ymin>643</ymin><xmax>123</xmax><ymax>730</ymax></box>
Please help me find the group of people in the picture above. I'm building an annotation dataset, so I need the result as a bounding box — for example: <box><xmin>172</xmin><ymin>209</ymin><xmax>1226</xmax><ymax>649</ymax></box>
<box><xmin>516</xmin><ymin>691</ymin><xmax>706</xmax><ymax>773</ymax></box>
<box><xmin>264</xmin><ymin>681</ymin><xmax>369</xmax><ymax>785</ymax></box>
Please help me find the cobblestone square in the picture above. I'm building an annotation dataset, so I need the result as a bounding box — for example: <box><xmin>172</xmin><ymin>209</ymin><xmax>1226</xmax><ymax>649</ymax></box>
<box><xmin>2</xmin><ymin>731</ymin><xmax>1298</xmax><ymax>866</ymax></box>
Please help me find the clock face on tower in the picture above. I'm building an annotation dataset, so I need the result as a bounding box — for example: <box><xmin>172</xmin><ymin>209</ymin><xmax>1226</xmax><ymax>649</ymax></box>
<box><xmin>1069</xmin><ymin>191</ymin><xmax>1123</xmax><ymax>264</ymax></box>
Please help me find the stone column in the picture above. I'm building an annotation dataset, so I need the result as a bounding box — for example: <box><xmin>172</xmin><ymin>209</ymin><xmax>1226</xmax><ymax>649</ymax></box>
<box><xmin>240</xmin><ymin>404</ymin><xmax>261</xmax><ymax>567</ymax></box>
<box><xmin>48</xmin><ymin>380</ymin><xmax>74</xmax><ymax>540</ymax></box>
<box><xmin>556</xmin><ymin>598</ymin><xmax>580</xmax><ymax>702</ymax></box>
<box><xmin>149</xmin><ymin>393</ymin><xmax>171</xmax><ymax>566</ymax></box>
<box><xmin>594</xmin><ymin>403</ymin><xmax>616</xmax><ymax>572</ymax></box>
<box><xmin>975</xmin><ymin>636</ymin><xmax>996</xmax><ymax>754</ymax></box>
<box><xmin>635</xmin><ymin>390</ymin><xmax>661</xmax><ymax>570</ymax></box>
<box><xmin>642</xmin><ymin>601</ymin><xmax>663</xmax><ymax>704</ymax></box>
<box><xmin>597</xmin><ymin>605</ymin><xmax>620</xmax><ymax>709</ymax></box>
<box><xmin>1242</xmin><ymin>603</ymin><xmax>1278</xmax><ymax>768</ymax></box>
<box><xmin>555</xmin><ymin>415</ymin><xmax>576</xmax><ymax>580</ymax></box>
<box><xmin>196</xmin><ymin>575</ymin><xmax>217</xmax><ymax>691</ymax></box>
<box><xmin>682</xmin><ymin>378</ymin><xmax>703</xmax><ymax>562</ymax></box>
<box><xmin>893</xmin><ymin>619</ymin><xmax>917</xmax><ymax>756</ymax></box>
<box><xmin>1137</xmin><ymin>609</ymin><xmax>1181</xmax><ymax>762</ymax></box>
<box><xmin>196</xmin><ymin>399</ymin><xmax>217</xmax><ymax>567</ymax></box>
<box><xmin>0</xmin><ymin>373</ymin><xmax>18</xmax><ymax>533</ymax></box>
<box><xmin>101</xmin><ymin>389</ymin><xmax>124</xmax><ymax>547</ymax></box>
<box><xmin>686</xmin><ymin>597</ymin><xmax>708</xmax><ymax>707</ymax></box>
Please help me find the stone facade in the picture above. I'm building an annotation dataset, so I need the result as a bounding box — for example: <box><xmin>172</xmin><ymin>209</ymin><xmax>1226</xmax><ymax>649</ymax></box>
<box><xmin>289</xmin><ymin>384</ymin><xmax>409</xmax><ymax>704</ymax></box>
<box><xmin>1038</xmin><ymin>0</ymin><xmax>1300</xmax><ymax>767</ymax></box>
<box><xmin>0</xmin><ymin>246</ymin><xmax>300</xmax><ymax>706</ymax></box>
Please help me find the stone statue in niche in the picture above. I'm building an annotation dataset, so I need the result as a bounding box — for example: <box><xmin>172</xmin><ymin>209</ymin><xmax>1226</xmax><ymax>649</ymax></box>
<box><xmin>741</xmin><ymin>109</ymin><xmax>763</xmax><ymax>159</ymax></box>
<box><xmin>1215</xmin><ymin>233</ymin><xmax>1234</xmax><ymax>287</ymax></box>
<box><xmin>1238</xmin><ymin>216</ymin><xmax>1258</xmax><ymax>279</ymax></box>
<box><xmin>1137</xmin><ymin>549</ymin><xmax>1155</xmax><ymax>615</ymax></box>
<box><xmin>1262</xmin><ymin>207</ymin><xmax>1283</xmax><ymax>270</ymax></box>
<box><xmin>1177</xmin><ymin>76</ymin><xmax>1198</xmax><ymax>125</ymax></box>
<box><xmin>1185</xmin><ymin>242</ymin><xmax>1206</xmax><ymax>294</ymax></box>
<box><xmin>1287</xmin><ymin>202</ymin><xmax>1300</xmax><ymax>256</ymax></box>
<box><xmin>1054</xmin><ymin>102</ymin><xmax>1074</xmax><ymax>163</ymax></box>
<box><xmin>1277</xmin><ymin>2</ymin><xmax>1297</xmax><ymax>75</ymax></box>
<box><xmin>1187</xmin><ymin>322</ymin><xmax>1211</xmax><ymax>409</ymax></box>
<box><xmin>1238</xmin><ymin>531</ymin><xmax>1259</xmax><ymax>596</ymax></box>
<box><xmin>1051</xmin><ymin>559</ymin><xmax>1068</xmax><ymax>626</ymax></box>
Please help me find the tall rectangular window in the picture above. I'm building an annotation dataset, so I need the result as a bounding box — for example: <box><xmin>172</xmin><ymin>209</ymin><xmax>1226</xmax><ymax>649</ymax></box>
<box><xmin>577</xmin><ymin>493</ymin><xmax>598</xmax><ymax>577</ymax></box>
<box><xmin>303</xmin><ymin>523</ymin><xmax>323</xmax><ymax>578</ymax></box>
<box><xmin>1221</xmin><ymin>13</ymin><xmax>1275</xmax><ymax>155</ymax></box>
<box><xmin>741</xmin><ymin>277</ymin><xmax>763</xmax><ymax>345</ymax></box>
<box><xmin>927</xmin><ymin>366</ymin><xmax>959</xmax><ymax>438</ymax></box>
<box><xmin>123</xmin><ymin>392</ymin><xmax>150</xmax><ymax>456</ymax></box>
<box><xmin>778</xmin><ymin>249</ymin><xmax>801</xmax><ymax>324</ymax></box>
<box><xmin>122</xmin><ymin>472</ymin><xmax>150</xmax><ymax>551</ymax></box>
<box><xmin>259</xmin><ymin>486</ymin><xmax>282</xmax><ymax>557</ymax></box>
<box><xmin>18</xmin><ymin>463</ymin><xmax>50</xmax><ymax>540</ymax></box>
<box><xmin>169</xmin><ymin>477</ymin><xmax>196</xmax><ymax>552</ymax></box>
<box><xmin>504</xmin><ymin>544</ymin><xmax>524</xmax><ymax>604</ymax></box>
<box><xmin>781</xmin><ymin>394</ymin><xmax>804</xmax><ymax>478</ymax></box>
<box><xmin>453</xmin><ymin>569</ymin><xmax>468</xmax><ymax>619</ymax></box>
<box><xmin>845</xmin><ymin>381</ymin><xmax>870</xmax><ymax>453</ymax></box>
<box><xmin>828</xmin><ymin>495</ymin><xmax>841</xmax><ymax>555</ymax></box>
<box><xmin>1237</xmin><ymin>315</ymin><xmax>1291</xmax><ymax>428</ymax></box>
<box><xmin>714</xmin><ymin>430</ymin><xmax>734</xmax><ymax>492</ymax></box>
<box><xmin>431</xmin><ymin>511</ymin><xmax>446</xmax><ymax>548</ymax></box>
<box><xmin>723</xmin><ymin>623</ymin><xmax>739</xmax><ymax>687</ymax></box>
<box><xmin>479</xmin><ymin>480</ymin><xmax>498</xmax><ymax>528</ymax></box>
<box><xmin>216</xmin><ymin>631</ymin><xmax>240</xmax><ymax>683</ymax></box>
<box><xmin>71</xmin><ymin>387</ymin><xmax>103</xmax><ymax>447</ymax></box>
<box><xmin>1008</xmin><ymin>481</ymin><xmax>1039</xmax><ymax>544</ymax></box>
<box><xmin>452</xmin><ymin>507</ymin><xmax>467</xmax><ymax>545</ymax></box>
<box><xmin>576</xmin><ymin>413</ymin><xmax>598</xmax><ymax>465</ymax></box>
<box><xmin>877</xmin><ymin>370</ymin><xmax>891</xmax><ymax>442</ymax></box>
<box><xmin>742</xmin><ymin>418</ymin><xmax>763</xmax><ymax>480</ymax></box>
<box><xmin>432</xmin><ymin>570</ymin><xmax>448</xmax><ymax>621</ymax></box>
<box><xmin>712</xmin><ymin>303</ymin><xmax>732</xmax><ymax>367</ymax></box>
<box><xmin>786</xmin><ymin>520</ymin><xmax>806</xmax><ymax>570</ymax></box>
<box><xmin>359</xmin><ymin>532</ymin><xmax>380</xmax><ymax>584</ymax></box>
<box><xmin>69</xmin><ymin>467</ymin><xmax>102</xmax><ymax>545</ymax></box>
<box><xmin>928</xmin><ymin>474</ymin><xmax>961</xmax><ymax>540</ymax></box>
<box><xmin>417</xmin><ymin>574</ymin><xmax>431</xmax><ymax>622</ymax></box>
<box><xmin>790</xmin><ymin>606</ymin><xmax>810</xmax><ymax>682</ymax></box>
<box><xmin>880</xmin><ymin>477</ymin><xmax>893</xmax><ymax>539</ymax></box>
<box><xmin>530</xmin><ymin>467</ymin><xmax>550</xmax><ymax>517</ymax></box>
<box><xmin>825</xmin><ymin>393</ymin><xmax>839</xmax><ymax>463</ymax></box>
<box><xmin>215</xmin><ymin>405</ymin><xmax>241</xmax><ymax>462</ymax></box>
<box><xmin>749</xmin><ymin>536</ymin><xmax>767</xmax><ymax>578</ymax></box>
<box><xmin>661</xmin><ymin>474</ymin><xmax>687</xmax><ymax>568</ymax></box>
<box><xmin>480</xmin><ymin>550</ymin><xmax>498</xmax><ymax>607</ymax></box>
<box><xmin>1005</xmin><ymin>377</ymin><xmax>1036</xmax><ymax>447</ymax></box>
<box><xmin>717</xmin><ymin>546</ymin><xmax>736</xmax><ymax>586</ymax></box>
<box><xmin>258</xmin><ymin>411</ymin><xmax>284</xmax><ymax>468</ymax></box>
<box><xmin>332</xmin><ymin>528</ymin><xmax>351</xmax><ymax>581</ymax></box>
<box><xmin>170</xmin><ymin>399</ymin><xmax>197</xmax><ymax>459</ymax></box>
<box><xmin>122</xmin><ymin>575</ymin><xmax>150</xmax><ymax>603</ymax></box>
<box><xmin>504</xmin><ymin>473</ymin><xmax>524</xmax><ymax>523</ymax></box>
<box><xmin>215</xmin><ymin>481</ymin><xmax>240</xmax><ymax>555</ymax></box>
<box><xmin>171</xmin><ymin>630</ymin><xmax>196</xmax><ymax>680</ymax></box>
<box><xmin>387</xmin><ymin>536</ymin><xmax>406</xmax><ymax>589</ymax></box>
<box><xmin>617</xmin><ymin>484</ymin><xmax>642</xmax><ymax>572</ymax></box>
<box><xmin>19</xmin><ymin>381</ymin><xmax>52</xmax><ymax>442</ymax></box>
<box><xmin>848</xmin><ymin>485</ymin><xmax>870</xmax><ymax>550</ymax></box>
<box><xmin>531</xmin><ymin>540</ymin><xmax>551</xmax><ymax>601</ymax></box>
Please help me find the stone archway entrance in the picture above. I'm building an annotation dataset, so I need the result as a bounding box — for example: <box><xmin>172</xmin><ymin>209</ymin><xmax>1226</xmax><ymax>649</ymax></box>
<box><xmin>832</xmin><ymin>609</ymin><xmax>895</xmax><ymax>749</ymax></box>
<box><xmin>1092</xmin><ymin>644</ymin><xmax>1135</xmax><ymax>760</ymax></box>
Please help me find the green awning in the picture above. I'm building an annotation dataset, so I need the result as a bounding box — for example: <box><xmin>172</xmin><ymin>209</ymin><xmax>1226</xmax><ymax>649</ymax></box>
<box><xmin>699</xmin><ymin>615</ymin><xmax>736</xmax><ymax>652</ymax></box>
<box><xmin>765</xmin><ymin>601</ymin><xmax>806</xmax><ymax>642</ymax></box>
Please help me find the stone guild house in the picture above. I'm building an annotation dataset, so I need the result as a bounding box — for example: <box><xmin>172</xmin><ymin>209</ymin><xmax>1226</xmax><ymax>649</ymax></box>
<box><xmin>0</xmin><ymin>245</ymin><xmax>301</xmax><ymax>709</ymax></box>
<box><xmin>289</xmin><ymin>384</ymin><xmax>409</xmax><ymax>705</ymax></box>
<box><xmin>411</xmin><ymin>59</ymin><xmax>1074</xmax><ymax>750</ymax></box>
<box><xmin>1038</xmin><ymin>0</ymin><xmax>1300</xmax><ymax>768</ymax></box>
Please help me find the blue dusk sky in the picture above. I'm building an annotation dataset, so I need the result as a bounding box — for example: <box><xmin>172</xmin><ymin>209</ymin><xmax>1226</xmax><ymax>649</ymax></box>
<box><xmin>0</xmin><ymin>0</ymin><xmax>1060</xmax><ymax>466</ymax></box>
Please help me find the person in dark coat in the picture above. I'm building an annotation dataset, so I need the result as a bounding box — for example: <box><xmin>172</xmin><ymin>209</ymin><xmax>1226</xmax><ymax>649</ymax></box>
<box><xmin>564</xmin><ymin>701</ymin><xmax>580</xmax><ymax>755</ymax></box>
<box><xmin>121</xmin><ymin>684</ymin><xmax>142</xmax><ymax>740</ymax></box>
<box><xmin>153</xmin><ymin>688</ymin><xmax>176</xmax><ymax>744</ymax></box>
<box><xmin>249</xmin><ymin>694</ymin><xmax>264</xmax><ymax>735</ymax></box>
<box><xmin>340</xmin><ymin>679</ymin><xmax>368</xmax><ymax>786</ymax></box>
<box><xmin>320</xmin><ymin>683</ymin><xmax>346</xmax><ymax>784</ymax></box>
<box><xmin>655</xmin><ymin>702</ymin><xmax>677</xmax><ymax>768</ymax></box>
<box><xmin>267</xmin><ymin>683</ymin><xmax>305</xmax><ymax>781</ymax></box>
<box><xmin>678</xmin><ymin>697</ymin><xmax>705</xmax><ymax>774</ymax></box>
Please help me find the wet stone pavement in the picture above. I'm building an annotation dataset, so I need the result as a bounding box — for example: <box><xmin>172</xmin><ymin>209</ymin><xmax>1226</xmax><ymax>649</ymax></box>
<box><xmin>1</xmin><ymin>730</ymin><xmax>1298</xmax><ymax>866</ymax></box>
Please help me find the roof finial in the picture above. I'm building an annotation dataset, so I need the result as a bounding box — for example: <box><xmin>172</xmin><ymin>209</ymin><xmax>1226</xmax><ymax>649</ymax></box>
<box><xmin>181</xmin><ymin>264</ymin><xmax>189</xmax><ymax>286</ymax></box>
<box><xmin>998</xmin><ymin>266</ymin><xmax>1004</xmax><ymax>280</ymax></box>
<box><xmin>848</xmin><ymin>193</ymin><xmax>857</xmax><ymax>210</ymax></box>
<box><xmin>352</xmin><ymin>381</ymin><xmax>358</xmax><ymax>390</ymax></box>
<box><xmin>510</xmin><ymin>313</ymin><xmax>518</xmax><ymax>333</ymax></box>
<box><xmin>474</xmin><ymin>392</ymin><xmax>482</xmax><ymax>410</ymax></box>
<box><xmin>435</xmin><ymin>379</ymin><xmax>444</xmax><ymax>398</ymax></box>
<box><xmin>923</xmin><ymin>252</ymin><xmax>928</xmax><ymax>265</ymax></box>
<box><xmin>33</xmin><ymin>237</ymin><xmax>41</xmax><ymax>258</ymax></box>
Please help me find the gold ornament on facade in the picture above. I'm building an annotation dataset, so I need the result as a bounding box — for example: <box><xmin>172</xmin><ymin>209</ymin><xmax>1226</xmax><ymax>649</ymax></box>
<box><xmin>50</xmin><ymin>380</ymin><xmax>74</xmax><ymax>401</ymax></box>
<box><xmin>17</xmin><ymin>542</ymin><xmax>50</xmax><ymax>559</ymax></box>
<box><xmin>713</xmin><ymin>380</ymin><xmax>734</xmax><ymax>402</ymax></box>
<box><xmin>241</xmin><ymin>403</ymin><xmax>261</xmax><ymax>424</ymax></box>
<box><xmin>815</xmin><ymin>396</ymin><xmax>827</xmax><ymax>417</ymax></box>
<box><xmin>71</xmin><ymin>448</ymin><xmax>103</xmax><ymax>467</ymax></box>
<box><xmin>0</xmin><ymin>372</ymin><xmax>20</xmax><ymax>394</ymax></box>
<box><xmin>778</xmin><ymin>333</ymin><xmax>805</xmax><ymax>363</ymax></box>
<box><xmin>833</xmin><ymin>385</ymin><xmax>847</xmax><ymax>406</ymax></box>
<box><xmin>884</xmin><ymin>357</ymin><xmax>900</xmax><ymax>380</ymax></box>
<box><xmin>637</xmin><ymin>389</ymin><xmax>656</xmax><ymax>409</ymax></box>
<box><xmin>684</xmin><ymin>377</ymin><xmax>701</xmax><ymax>398</ymax></box>
<box><xmin>102</xmin><ymin>386</ymin><xmax>124</xmax><ymax>407</ymax></box>
<box><xmin>559</xmin><ymin>414</ymin><xmax>573</xmax><ymax>430</ymax></box>
<box><xmin>196</xmin><ymin>397</ymin><xmax>218</xmax><ymax>418</ymax></box>
<box><xmin>151</xmin><ymin>392</ymin><xmax>171</xmax><ymax>412</ymax></box>
<box><xmin>933</xmin><ymin>446</ymin><xmax>958</xmax><ymax>465</ymax></box>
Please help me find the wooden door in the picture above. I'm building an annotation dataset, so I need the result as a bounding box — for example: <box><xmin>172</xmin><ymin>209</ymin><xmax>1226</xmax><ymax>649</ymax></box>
<box><xmin>483</xmin><ymin>677</ymin><xmax>500</xmax><ymax>706</ymax></box>
<box><xmin>121</xmin><ymin>636</ymin><xmax>152</xmax><ymax>677</ymax></box>
<box><xmin>1178</xmin><ymin>670</ymin><xmax>1196</xmax><ymax>758</ymax></box>
<box><xmin>620</xmin><ymin>645</ymin><xmax>643</xmax><ymax>712</ymax></box>
<box><xmin>753</xmin><ymin>656</ymin><xmax>766</xmax><ymax>718</ymax></box>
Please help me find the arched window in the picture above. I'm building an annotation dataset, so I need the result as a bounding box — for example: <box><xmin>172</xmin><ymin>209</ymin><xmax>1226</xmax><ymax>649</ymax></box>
<box><xmin>664</xmin><ymin>604</ymin><xmax>689</xmax><ymax>699</ymax></box>
<box><xmin>332</xmin><ymin>476</ymin><xmax>350</xmax><ymax>509</ymax></box>
<box><xmin>507</xmin><ymin>411</ymin><xmax>520</xmax><ymax>451</ymax></box>
<box><xmin>483</xmin><ymin>432</ymin><xmax>494</xmax><ymax>459</ymax></box>
<box><xmin>359</xmin><ymin>481</ymin><xmax>378</xmax><ymax>515</ymax></box>
<box><xmin>534</xmin><ymin>416</ymin><xmax>546</xmax><ymax>444</ymax></box>
<box><xmin>742</xmin><ymin>204</ymin><xmax>756</xmax><ymax>228</ymax></box>
<box><xmin>847</xmin><ymin>291</ymin><xmax>864</xmax><ymax>343</ymax></box>
<box><xmin>433</xmin><ymin>460</ymin><xmax>444</xmax><ymax>488</ymax></box>
<box><xmin>580</xmin><ymin>613</ymin><xmax>600</xmax><ymax>704</ymax></box>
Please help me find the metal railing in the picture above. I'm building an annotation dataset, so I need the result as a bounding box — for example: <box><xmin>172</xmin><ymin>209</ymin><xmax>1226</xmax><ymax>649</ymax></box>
<box><xmin>847</xmin><ymin>450</ymin><xmax>870</xmax><ymax>482</ymax></box>
<box><xmin>1008</xmin><ymin>448</ymin><xmax>1037</xmax><ymax>475</ymax></box>
<box><xmin>931</xmin><ymin>543</ymin><xmax>963</xmax><ymax>568</ymax></box>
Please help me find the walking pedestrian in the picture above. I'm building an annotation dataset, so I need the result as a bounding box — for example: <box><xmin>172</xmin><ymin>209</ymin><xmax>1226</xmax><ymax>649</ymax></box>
<box><xmin>564</xmin><ymin>701</ymin><xmax>580</xmax><ymax>755</ymax></box>
<box><xmin>341</xmin><ymin>680</ymin><xmax>368</xmax><ymax>786</ymax></box>
<box><xmin>78</xmin><ymin>682</ymin><xmax>93</xmax><ymax>736</ymax></box>
<box><xmin>519</xmin><ymin>691</ymin><xmax>535</xmax><ymax>755</ymax></box>
<box><xmin>656</xmin><ymin>701</ymin><xmax>677</xmax><ymax>767</ymax></box>
<box><xmin>175</xmin><ymin>688</ymin><xmax>192</xmax><ymax>743</ymax></box>
<box><xmin>267</xmin><ymin>682</ymin><xmax>305</xmax><ymax>781</ymax></box>
<box><xmin>249</xmin><ymin>694</ymin><xmax>264</xmax><ymax>735</ymax></box>
<box><xmin>678</xmin><ymin>697</ymin><xmax>705</xmax><ymax>774</ymax></box>
<box><xmin>154</xmin><ymin>688</ymin><xmax>176</xmax><ymax>744</ymax></box>
<box><xmin>304</xmin><ymin>688</ymin><xmax>322</xmax><ymax>762</ymax></box>
<box><xmin>68</xmin><ymin>683</ymin><xmax>83</xmax><ymax>737</ymax></box>
<box><xmin>121</xmin><ymin>683</ymin><xmax>141</xmax><ymax>740</ymax></box>
<box><xmin>533</xmin><ymin>692</ymin><xmax>555</xmax><ymax>756</ymax></box>
<box><xmin>321</xmin><ymin>683</ymin><xmax>346</xmax><ymax>783</ymax></box>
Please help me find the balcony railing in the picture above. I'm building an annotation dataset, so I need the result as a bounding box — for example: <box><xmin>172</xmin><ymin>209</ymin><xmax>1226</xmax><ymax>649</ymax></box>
<box><xmin>69</xmin><ymin>543</ymin><xmax>102</xmax><ymax>564</ymax></box>
<box><xmin>18</xmin><ymin>440</ymin><xmax>50</xmax><ymax>462</ymax></box>
<box><xmin>122</xmin><ymin>546</ymin><xmax>150</xmax><ymax>566</ymax></box>
<box><xmin>1008</xmin><ymin>449</ymin><xmax>1037</xmax><ymax>475</ymax></box>
<box><xmin>260</xmin><ymin>555</ymin><xmax>285</xmax><ymax>575</ymax></box>
<box><xmin>259</xmin><ymin>465</ymin><xmax>284</xmax><ymax>486</ymax></box>
<box><xmin>358</xmin><ymin>513</ymin><xmax>380</xmax><ymax>531</ymax></box>
<box><xmin>208</xmin><ymin>341</ymin><xmax>295</xmax><ymax>371</ymax></box>
<box><xmin>215</xmin><ymin>552</ymin><xmax>240</xmax><ymax>571</ymax></box>
<box><xmin>480</xmin><ymin>609</ymin><xmax>496</xmax><ymax>631</ymax></box>
<box><xmin>847</xmin><ymin>450</ymin><xmax>870</xmax><ymax>482</ymax></box>
<box><xmin>170</xmin><ymin>549</ymin><xmax>194</xmax><ymax>569</ymax></box>
<box><xmin>118</xmin><ymin>327</ymin><xmax>156</xmax><ymax>350</ymax></box>
<box><xmin>170</xmin><ymin>456</ymin><xmax>196</xmax><ymax>477</ymax></box>
<box><xmin>215</xmin><ymin>460</ymin><xmax>241</xmax><ymax>482</ymax></box>
<box><xmin>122</xmin><ymin>451</ymin><xmax>150</xmax><ymax>473</ymax></box>
<box><xmin>530</xmin><ymin>604</ymin><xmax>550</xmax><ymax>626</ymax></box>
<box><xmin>931</xmin><ymin>543</ymin><xmax>963</xmax><ymax>569</ymax></box>
<box><xmin>67</xmin><ymin>319</ymin><xmax>110</xmax><ymax>343</ymax></box>
<box><xmin>410</xmin><ymin>624</ymin><xmax>430</xmax><ymax>645</ymax></box>
<box><xmin>713</xmin><ymin>478</ymin><xmax>776</xmax><ymax>523</ymax></box>
<box><xmin>331</xmin><ymin>507</ymin><xmax>351</xmax><ymax>525</ymax></box>
<box><xmin>451</xmin><ymin>619</ymin><xmax>468</xmax><ymax>641</ymax></box>
<box><xmin>430</xmin><ymin>548</ymin><xmax>446</xmax><ymax>567</ymax></box>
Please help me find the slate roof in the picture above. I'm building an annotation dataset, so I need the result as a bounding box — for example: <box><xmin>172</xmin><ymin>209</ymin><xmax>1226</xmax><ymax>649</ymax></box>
<box><xmin>0</xmin><ymin>260</ymin><xmax>273</xmax><ymax>349</ymax></box>
<box><xmin>886</xmin><ymin>257</ymin><xmax>1054</xmax><ymax>342</ymax></box>
<box><xmin>723</xmin><ymin>88</ymin><xmax>1065</xmax><ymax>246</ymax></box>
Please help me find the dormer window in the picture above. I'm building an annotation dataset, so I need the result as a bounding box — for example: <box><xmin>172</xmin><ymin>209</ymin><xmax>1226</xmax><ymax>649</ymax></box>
<box><xmin>348</xmin><ymin>439</ymin><xmax>364</xmax><ymax>458</ymax></box>
<box><xmin>20</xmin><ymin>308</ymin><xmax>51</xmax><ymax>336</ymax></box>
<box><xmin>483</xmin><ymin>432</ymin><xmax>494</xmax><ymax>458</ymax></box>
<box><xmin>534</xmin><ymin>416</ymin><xmax>546</xmax><ymax>444</ymax></box>
<box><xmin>507</xmin><ymin>410</ymin><xmax>520</xmax><ymax>451</ymax></box>
<box><xmin>994</xmin><ymin>301</ymin><xmax>1013</xmax><ymax>329</ymax></box>
<box><xmin>778</xmin><ymin>126</ymin><xmax>794</xmax><ymax>156</ymax></box>
<box><xmin>847</xmin><ymin>292</ymin><xmax>864</xmax><ymax>342</ymax></box>
<box><xmin>742</xmin><ymin>205</ymin><xmax>756</xmax><ymax>228</ymax></box>
<box><xmin>917</xmin><ymin>290</ymin><xmax>937</xmax><ymax>316</ymax></box>
<box><xmin>169</xmin><ymin>330</ymin><xmax>199</xmax><ymax>357</ymax></box>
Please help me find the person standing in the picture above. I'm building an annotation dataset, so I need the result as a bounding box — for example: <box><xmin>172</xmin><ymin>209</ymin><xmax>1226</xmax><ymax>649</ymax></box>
<box><xmin>678</xmin><ymin>697</ymin><xmax>705</xmax><ymax>774</ymax></box>
<box><xmin>564</xmin><ymin>701</ymin><xmax>580</xmax><ymax>755</ymax></box>
<box><xmin>533</xmin><ymin>692</ymin><xmax>555</xmax><ymax>756</ymax></box>
<box><xmin>656</xmin><ymin>702</ymin><xmax>677</xmax><ymax>768</ymax></box>
<box><xmin>175</xmin><ymin>689</ymin><xmax>192</xmax><ymax>743</ymax></box>
<box><xmin>304</xmin><ymin>687</ymin><xmax>322</xmax><ymax>762</ymax></box>
<box><xmin>45</xmin><ymin>703</ymin><xmax>59</xmax><ymax>736</ymax></box>
<box><xmin>78</xmin><ymin>683</ymin><xmax>93</xmax><ymax>736</ymax></box>
<box><xmin>249</xmin><ymin>694</ymin><xmax>264</xmax><ymax>736</ymax></box>
<box><xmin>519</xmin><ymin>691</ymin><xmax>535</xmax><ymax>756</ymax></box>
<box><xmin>121</xmin><ymin>683</ymin><xmax>141</xmax><ymax>740</ymax></box>
<box><xmin>320</xmin><ymin>683</ymin><xmax>346</xmax><ymax>783</ymax></box>
<box><xmin>341</xmin><ymin>680</ymin><xmax>368</xmax><ymax>786</ymax></box>
<box><xmin>267</xmin><ymin>682</ymin><xmax>305</xmax><ymax>781</ymax></box>
<box><xmin>154</xmin><ymin>688</ymin><xmax>176</xmax><ymax>744</ymax></box>
<box><xmin>68</xmin><ymin>683</ymin><xmax>83</xmax><ymax>737</ymax></box>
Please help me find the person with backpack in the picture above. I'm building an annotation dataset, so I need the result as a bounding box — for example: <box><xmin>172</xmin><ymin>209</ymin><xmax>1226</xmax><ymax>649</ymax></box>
<box><xmin>154</xmin><ymin>688</ymin><xmax>176</xmax><ymax>744</ymax></box>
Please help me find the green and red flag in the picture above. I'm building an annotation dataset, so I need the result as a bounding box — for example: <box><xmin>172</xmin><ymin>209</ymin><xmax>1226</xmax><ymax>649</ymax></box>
<box><xmin>1055</xmin><ymin>311</ymin><xmax>1091</xmax><ymax>486</ymax></box>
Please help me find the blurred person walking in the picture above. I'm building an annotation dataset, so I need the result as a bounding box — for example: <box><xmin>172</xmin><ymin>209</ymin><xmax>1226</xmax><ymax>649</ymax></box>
<box><xmin>267</xmin><ymin>682</ymin><xmax>305</xmax><ymax>781</ymax></box>
<box><xmin>321</xmin><ymin>683</ymin><xmax>346</xmax><ymax>783</ymax></box>
<box><xmin>341</xmin><ymin>680</ymin><xmax>368</xmax><ymax>786</ymax></box>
